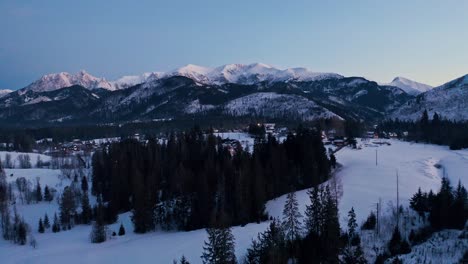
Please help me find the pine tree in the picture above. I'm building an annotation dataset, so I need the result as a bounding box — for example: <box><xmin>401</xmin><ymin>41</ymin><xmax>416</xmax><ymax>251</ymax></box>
<box><xmin>341</xmin><ymin>244</ymin><xmax>366</xmax><ymax>264</ymax></box>
<box><xmin>201</xmin><ymin>227</ymin><xmax>236</xmax><ymax>264</ymax></box>
<box><xmin>118</xmin><ymin>223</ymin><xmax>125</xmax><ymax>236</ymax></box>
<box><xmin>347</xmin><ymin>207</ymin><xmax>359</xmax><ymax>245</ymax></box>
<box><xmin>81</xmin><ymin>192</ymin><xmax>92</xmax><ymax>225</ymax></box>
<box><xmin>44</xmin><ymin>185</ymin><xmax>53</xmax><ymax>202</ymax></box>
<box><xmin>90</xmin><ymin>195</ymin><xmax>107</xmax><ymax>243</ymax></box>
<box><xmin>282</xmin><ymin>192</ymin><xmax>302</xmax><ymax>242</ymax></box>
<box><xmin>60</xmin><ymin>186</ymin><xmax>77</xmax><ymax>228</ymax></box>
<box><xmin>179</xmin><ymin>255</ymin><xmax>190</xmax><ymax>264</ymax></box>
<box><xmin>245</xmin><ymin>219</ymin><xmax>286</xmax><ymax>264</ymax></box>
<box><xmin>322</xmin><ymin>186</ymin><xmax>341</xmax><ymax>263</ymax></box>
<box><xmin>388</xmin><ymin>226</ymin><xmax>411</xmax><ymax>256</ymax></box>
<box><xmin>52</xmin><ymin>213</ymin><xmax>60</xmax><ymax>233</ymax></box>
<box><xmin>38</xmin><ymin>218</ymin><xmax>45</xmax><ymax>233</ymax></box>
<box><xmin>330</xmin><ymin>153</ymin><xmax>337</xmax><ymax>169</ymax></box>
<box><xmin>17</xmin><ymin>220</ymin><xmax>27</xmax><ymax>245</ymax></box>
<box><xmin>35</xmin><ymin>180</ymin><xmax>42</xmax><ymax>202</ymax></box>
<box><xmin>305</xmin><ymin>187</ymin><xmax>322</xmax><ymax>236</ymax></box>
<box><xmin>43</xmin><ymin>213</ymin><xmax>50</xmax><ymax>229</ymax></box>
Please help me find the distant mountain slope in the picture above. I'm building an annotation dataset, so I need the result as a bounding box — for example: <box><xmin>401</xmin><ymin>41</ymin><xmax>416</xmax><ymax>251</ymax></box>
<box><xmin>22</xmin><ymin>71</ymin><xmax>114</xmax><ymax>92</ymax></box>
<box><xmin>387</xmin><ymin>76</ymin><xmax>432</xmax><ymax>95</ymax></box>
<box><xmin>0</xmin><ymin>89</ymin><xmax>13</xmax><ymax>98</ymax></box>
<box><xmin>4</xmin><ymin>64</ymin><xmax>449</xmax><ymax>126</ymax></box>
<box><xmin>391</xmin><ymin>74</ymin><xmax>468</xmax><ymax>121</ymax></box>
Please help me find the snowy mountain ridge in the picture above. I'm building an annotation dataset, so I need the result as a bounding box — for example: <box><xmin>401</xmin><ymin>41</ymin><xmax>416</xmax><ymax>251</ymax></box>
<box><xmin>19</xmin><ymin>63</ymin><xmax>343</xmax><ymax>92</ymax></box>
<box><xmin>0</xmin><ymin>89</ymin><xmax>13</xmax><ymax>98</ymax></box>
<box><xmin>387</xmin><ymin>76</ymin><xmax>433</xmax><ymax>95</ymax></box>
<box><xmin>391</xmin><ymin>74</ymin><xmax>468</xmax><ymax>120</ymax></box>
<box><xmin>22</xmin><ymin>71</ymin><xmax>114</xmax><ymax>92</ymax></box>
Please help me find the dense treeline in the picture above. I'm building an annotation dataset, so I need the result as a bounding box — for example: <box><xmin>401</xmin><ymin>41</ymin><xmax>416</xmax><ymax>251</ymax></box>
<box><xmin>0</xmin><ymin>117</ymin><xmax>342</xmax><ymax>145</ymax></box>
<box><xmin>380</xmin><ymin>110</ymin><xmax>468</xmax><ymax>149</ymax></box>
<box><xmin>410</xmin><ymin>177</ymin><xmax>467</xmax><ymax>230</ymax></box>
<box><xmin>92</xmin><ymin>127</ymin><xmax>332</xmax><ymax>232</ymax></box>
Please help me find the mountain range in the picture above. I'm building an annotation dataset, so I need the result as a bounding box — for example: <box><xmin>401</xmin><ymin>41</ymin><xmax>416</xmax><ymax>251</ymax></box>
<box><xmin>0</xmin><ymin>63</ymin><xmax>465</xmax><ymax>126</ymax></box>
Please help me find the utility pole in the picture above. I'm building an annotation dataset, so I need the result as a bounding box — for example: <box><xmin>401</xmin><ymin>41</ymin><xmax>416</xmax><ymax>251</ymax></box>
<box><xmin>375</xmin><ymin>149</ymin><xmax>378</xmax><ymax>166</ymax></box>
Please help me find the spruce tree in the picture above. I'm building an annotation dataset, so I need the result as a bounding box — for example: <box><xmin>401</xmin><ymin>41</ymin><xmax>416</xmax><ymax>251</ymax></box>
<box><xmin>44</xmin><ymin>185</ymin><xmax>53</xmax><ymax>202</ymax></box>
<box><xmin>179</xmin><ymin>256</ymin><xmax>190</xmax><ymax>264</ymax></box>
<box><xmin>305</xmin><ymin>187</ymin><xmax>322</xmax><ymax>236</ymax></box>
<box><xmin>43</xmin><ymin>213</ymin><xmax>50</xmax><ymax>229</ymax></box>
<box><xmin>38</xmin><ymin>218</ymin><xmax>45</xmax><ymax>233</ymax></box>
<box><xmin>347</xmin><ymin>207</ymin><xmax>359</xmax><ymax>245</ymax></box>
<box><xmin>52</xmin><ymin>213</ymin><xmax>60</xmax><ymax>233</ymax></box>
<box><xmin>282</xmin><ymin>192</ymin><xmax>302</xmax><ymax>242</ymax></box>
<box><xmin>35</xmin><ymin>180</ymin><xmax>42</xmax><ymax>202</ymax></box>
<box><xmin>81</xmin><ymin>192</ymin><xmax>92</xmax><ymax>225</ymax></box>
<box><xmin>118</xmin><ymin>223</ymin><xmax>125</xmax><ymax>236</ymax></box>
<box><xmin>330</xmin><ymin>153</ymin><xmax>337</xmax><ymax>169</ymax></box>
<box><xmin>60</xmin><ymin>186</ymin><xmax>77</xmax><ymax>228</ymax></box>
<box><xmin>201</xmin><ymin>227</ymin><xmax>236</xmax><ymax>264</ymax></box>
<box><xmin>90</xmin><ymin>195</ymin><xmax>107</xmax><ymax>243</ymax></box>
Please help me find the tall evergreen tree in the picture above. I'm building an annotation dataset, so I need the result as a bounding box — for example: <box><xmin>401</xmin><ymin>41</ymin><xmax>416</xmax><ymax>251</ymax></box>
<box><xmin>282</xmin><ymin>192</ymin><xmax>302</xmax><ymax>242</ymax></box>
<box><xmin>305</xmin><ymin>186</ymin><xmax>322</xmax><ymax>235</ymax></box>
<box><xmin>52</xmin><ymin>213</ymin><xmax>60</xmax><ymax>233</ymax></box>
<box><xmin>347</xmin><ymin>207</ymin><xmax>359</xmax><ymax>245</ymax></box>
<box><xmin>118</xmin><ymin>223</ymin><xmax>125</xmax><ymax>236</ymax></box>
<box><xmin>81</xmin><ymin>192</ymin><xmax>92</xmax><ymax>225</ymax></box>
<box><xmin>38</xmin><ymin>218</ymin><xmax>45</xmax><ymax>233</ymax></box>
<box><xmin>43</xmin><ymin>213</ymin><xmax>50</xmax><ymax>229</ymax></box>
<box><xmin>60</xmin><ymin>186</ymin><xmax>77</xmax><ymax>228</ymax></box>
<box><xmin>44</xmin><ymin>185</ymin><xmax>53</xmax><ymax>202</ymax></box>
<box><xmin>35</xmin><ymin>180</ymin><xmax>42</xmax><ymax>202</ymax></box>
<box><xmin>201</xmin><ymin>227</ymin><xmax>236</xmax><ymax>264</ymax></box>
<box><xmin>90</xmin><ymin>196</ymin><xmax>107</xmax><ymax>243</ymax></box>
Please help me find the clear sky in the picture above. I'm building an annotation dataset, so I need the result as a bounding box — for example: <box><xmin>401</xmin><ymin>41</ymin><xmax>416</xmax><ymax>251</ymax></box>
<box><xmin>1</xmin><ymin>0</ymin><xmax>467</xmax><ymax>89</ymax></box>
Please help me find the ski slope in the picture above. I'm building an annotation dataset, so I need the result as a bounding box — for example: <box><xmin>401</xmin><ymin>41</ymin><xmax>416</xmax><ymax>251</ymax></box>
<box><xmin>1</xmin><ymin>139</ymin><xmax>468</xmax><ymax>263</ymax></box>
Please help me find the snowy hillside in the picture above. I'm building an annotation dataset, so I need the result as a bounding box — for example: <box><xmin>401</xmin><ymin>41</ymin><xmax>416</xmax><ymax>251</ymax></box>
<box><xmin>165</xmin><ymin>63</ymin><xmax>343</xmax><ymax>85</ymax></box>
<box><xmin>391</xmin><ymin>74</ymin><xmax>468</xmax><ymax>120</ymax></box>
<box><xmin>0</xmin><ymin>89</ymin><xmax>13</xmax><ymax>98</ymax></box>
<box><xmin>17</xmin><ymin>63</ymin><xmax>342</xmax><ymax>93</ymax></box>
<box><xmin>223</xmin><ymin>92</ymin><xmax>342</xmax><ymax>121</ymax></box>
<box><xmin>22</xmin><ymin>71</ymin><xmax>114</xmax><ymax>92</ymax></box>
<box><xmin>2</xmin><ymin>139</ymin><xmax>467</xmax><ymax>263</ymax></box>
<box><xmin>387</xmin><ymin>77</ymin><xmax>432</xmax><ymax>95</ymax></box>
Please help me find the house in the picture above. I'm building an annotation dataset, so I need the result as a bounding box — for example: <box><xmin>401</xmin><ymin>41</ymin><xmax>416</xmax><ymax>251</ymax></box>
<box><xmin>264</xmin><ymin>123</ymin><xmax>276</xmax><ymax>133</ymax></box>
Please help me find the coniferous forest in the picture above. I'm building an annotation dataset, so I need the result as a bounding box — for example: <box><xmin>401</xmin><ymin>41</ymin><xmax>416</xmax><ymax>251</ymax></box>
<box><xmin>379</xmin><ymin>110</ymin><xmax>468</xmax><ymax>150</ymax></box>
<box><xmin>91</xmin><ymin>127</ymin><xmax>332</xmax><ymax>232</ymax></box>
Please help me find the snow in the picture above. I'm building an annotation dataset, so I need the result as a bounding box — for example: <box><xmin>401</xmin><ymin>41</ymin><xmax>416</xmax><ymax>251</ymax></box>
<box><xmin>387</xmin><ymin>77</ymin><xmax>432</xmax><ymax>95</ymax></box>
<box><xmin>0</xmin><ymin>89</ymin><xmax>13</xmax><ymax>98</ymax></box>
<box><xmin>0</xmin><ymin>151</ymin><xmax>51</xmax><ymax>168</ymax></box>
<box><xmin>166</xmin><ymin>63</ymin><xmax>342</xmax><ymax>85</ymax></box>
<box><xmin>22</xmin><ymin>71</ymin><xmax>114</xmax><ymax>92</ymax></box>
<box><xmin>224</xmin><ymin>92</ymin><xmax>341</xmax><ymax>121</ymax></box>
<box><xmin>391</xmin><ymin>73</ymin><xmax>468</xmax><ymax>121</ymax></box>
<box><xmin>16</xmin><ymin>63</ymin><xmax>343</xmax><ymax>93</ymax></box>
<box><xmin>2</xmin><ymin>140</ymin><xmax>468</xmax><ymax>263</ymax></box>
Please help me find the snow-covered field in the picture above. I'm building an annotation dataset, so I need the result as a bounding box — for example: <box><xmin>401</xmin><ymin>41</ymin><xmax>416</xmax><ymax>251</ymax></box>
<box><xmin>1</xmin><ymin>139</ymin><xmax>468</xmax><ymax>263</ymax></box>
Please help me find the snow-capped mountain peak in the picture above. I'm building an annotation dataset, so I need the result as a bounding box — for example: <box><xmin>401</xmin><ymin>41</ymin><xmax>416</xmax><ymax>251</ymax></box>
<box><xmin>17</xmin><ymin>63</ymin><xmax>343</xmax><ymax>93</ymax></box>
<box><xmin>0</xmin><ymin>89</ymin><xmax>13</xmax><ymax>98</ymax></box>
<box><xmin>388</xmin><ymin>76</ymin><xmax>433</xmax><ymax>95</ymax></box>
<box><xmin>23</xmin><ymin>71</ymin><xmax>114</xmax><ymax>92</ymax></box>
<box><xmin>164</xmin><ymin>63</ymin><xmax>342</xmax><ymax>85</ymax></box>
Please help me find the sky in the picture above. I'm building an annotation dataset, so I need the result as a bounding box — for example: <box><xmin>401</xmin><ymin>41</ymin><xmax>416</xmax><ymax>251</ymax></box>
<box><xmin>1</xmin><ymin>0</ymin><xmax>467</xmax><ymax>89</ymax></box>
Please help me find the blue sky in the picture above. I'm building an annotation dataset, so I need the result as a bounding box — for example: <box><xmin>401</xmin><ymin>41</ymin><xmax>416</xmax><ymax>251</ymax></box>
<box><xmin>1</xmin><ymin>0</ymin><xmax>467</xmax><ymax>89</ymax></box>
